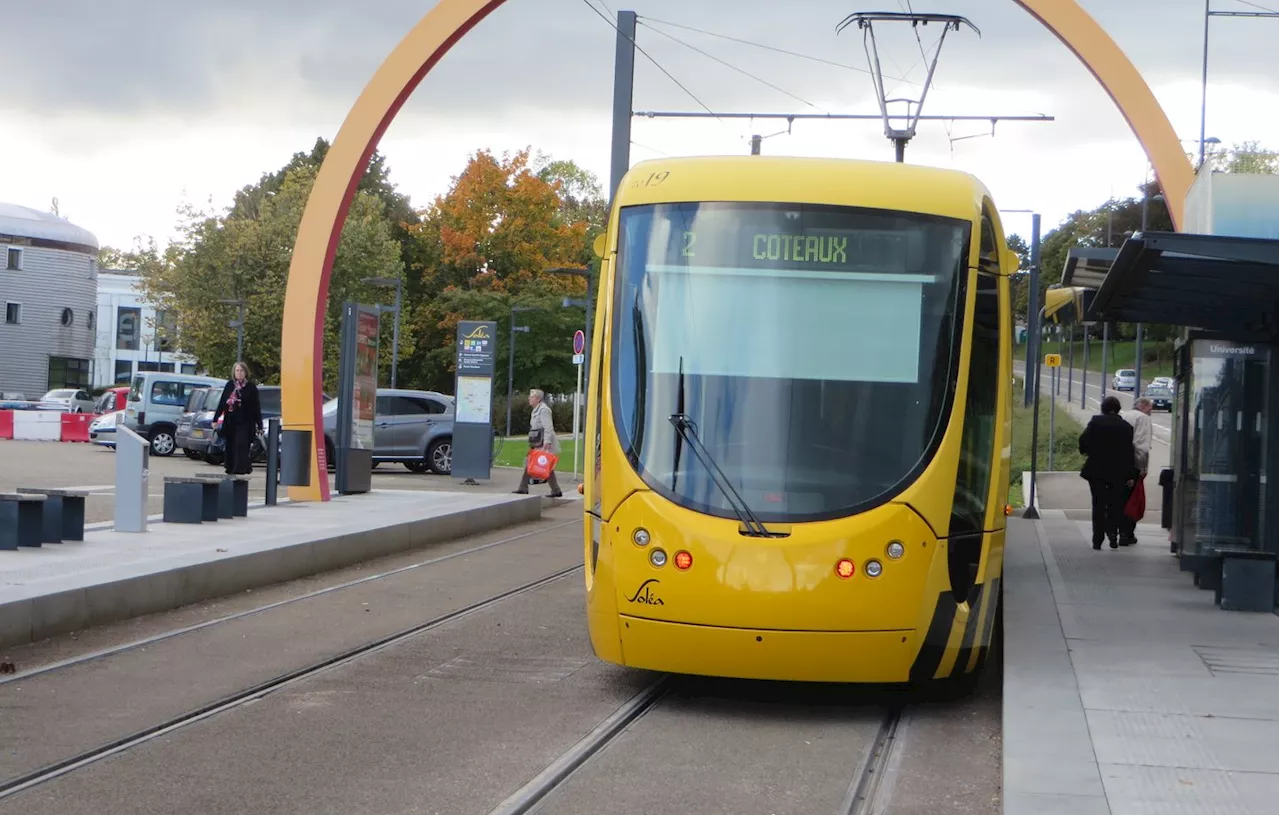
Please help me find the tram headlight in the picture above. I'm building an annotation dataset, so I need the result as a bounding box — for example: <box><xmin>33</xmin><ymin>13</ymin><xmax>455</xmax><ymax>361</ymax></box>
<box><xmin>865</xmin><ymin>559</ymin><xmax>884</xmax><ymax>578</ymax></box>
<box><xmin>649</xmin><ymin>548</ymin><xmax>668</xmax><ymax>568</ymax></box>
<box><xmin>633</xmin><ymin>528</ymin><xmax>651</xmax><ymax>547</ymax></box>
<box><xmin>886</xmin><ymin>541</ymin><xmax>905</xmax><ymax>560</ymax></box>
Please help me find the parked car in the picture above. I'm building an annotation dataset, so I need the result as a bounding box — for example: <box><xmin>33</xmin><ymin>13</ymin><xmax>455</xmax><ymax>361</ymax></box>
<box><xmin>1144</xmin><ymin>385</ymin><xmax>1173</xmax><ymax>412</ymax></box>
<box><xmin>123</xmin><ymin>372</ymin><xmax>226</xmax><ymax>456</ymax></box>
<box><xmin>38</xmin><ymin>388</ymin><xmax>96</xmax><ymax>413</ymax></box>
<box><xmin>176</xmin><ymin>386</ymin><xmax>220</xmax><ymax>459</ymax></box>
<box><xmin>321</xmin><ymin>388</ymin><xmax>456</xmax><ymax>474</ymax></box>
<box><xmin>0</xmin><ymin>392</ymin><xmax>35</xmax><ymax>410</ymax></box>
<box><xmin>1111</xmin><ymin>369</ymin><xmax>1137</xmax><ymax>392</ymax></box>
<box><xmin>94</xmin><ymin>387</ymin><xmax>130</xmax><ymax>415</ymax></box>
<box><xmin>89</xmin><ymin>410</ymin><xmax>122</xmax><ymax>448</ymax></box>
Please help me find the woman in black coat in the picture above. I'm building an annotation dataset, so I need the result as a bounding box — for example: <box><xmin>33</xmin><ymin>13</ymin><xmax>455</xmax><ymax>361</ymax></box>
<box><xmin>1078</xmin><ymin>395</ymin><xmax>1136</xmax><ymax>550</ymax></box>
<box><xmin>213</xmin><ymin>361</ymin><xmax>263</xmax><ymax>476</ymax></box>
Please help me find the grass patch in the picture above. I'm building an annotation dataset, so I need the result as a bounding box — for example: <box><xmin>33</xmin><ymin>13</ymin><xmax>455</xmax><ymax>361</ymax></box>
<box><xmin>1015</xmin><ymin>339</ymin><xmax>1174</xmax><ymax>382</ymax></box>
<box><xmin>494</xmin><ymin>436</ymin><xmax>581</xmax><ymax>472</ymax></box>
<box><xmin>1010</xmin><ymin>378</ymin><xmax>1087</xmax><ymax>498</ymax></box>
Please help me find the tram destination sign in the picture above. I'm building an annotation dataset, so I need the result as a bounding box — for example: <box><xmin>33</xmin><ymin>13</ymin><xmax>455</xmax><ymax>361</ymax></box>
<box><xmin>642</xmin><ymin>204</ymin><xmax>952</xmax><ymax>276</ymax></box>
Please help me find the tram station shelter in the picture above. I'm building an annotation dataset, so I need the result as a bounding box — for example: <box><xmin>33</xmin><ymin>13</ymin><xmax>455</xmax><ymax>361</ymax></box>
<box><xmin>1064</xmin><ymin>170</ymin><xmax>1279</xmax><ymax>612</ymax></box>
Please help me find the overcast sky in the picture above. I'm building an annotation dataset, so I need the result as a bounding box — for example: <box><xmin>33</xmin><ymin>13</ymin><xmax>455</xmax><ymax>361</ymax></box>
<box><xmin>2</xmin><ymin>0</ymin><xmax>1275</xmax><ymax>250</ymax></box>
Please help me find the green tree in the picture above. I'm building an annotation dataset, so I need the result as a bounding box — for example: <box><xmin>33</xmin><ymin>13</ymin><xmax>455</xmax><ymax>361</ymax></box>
<box><xmin>138</xmin><ymin>164</ymin><xmax>404</xmax><ymax>391</ymax></box>
<box><xmin>1202</xmin><ymin>140</ymin><xmax>1279</xmax><ymax>175</ymax></box>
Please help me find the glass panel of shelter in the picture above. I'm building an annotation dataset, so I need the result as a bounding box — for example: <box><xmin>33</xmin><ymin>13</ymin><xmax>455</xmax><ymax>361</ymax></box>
<box><xmin>1176</xmin><ymin>337</ymin><xmax>1273</xmax><ymax>558</ymax></box>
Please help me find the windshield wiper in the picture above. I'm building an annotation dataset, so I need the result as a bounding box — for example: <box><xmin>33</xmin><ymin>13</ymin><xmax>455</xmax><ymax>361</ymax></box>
<box><xmin>669</xmin><ymin>363</ymin><xmax>773</xmax><ymax>538</ymax></box>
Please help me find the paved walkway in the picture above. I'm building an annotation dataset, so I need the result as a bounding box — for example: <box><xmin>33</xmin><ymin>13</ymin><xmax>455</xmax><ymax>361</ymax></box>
<box><xmin>1004</xmin><ymin>513</ymin><xmax>1278</xmax><ymax>814</ymax></box>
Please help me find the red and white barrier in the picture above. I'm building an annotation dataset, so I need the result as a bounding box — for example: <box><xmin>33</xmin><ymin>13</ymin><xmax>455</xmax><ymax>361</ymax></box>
<box><xmin>0</xmin><ymin>411</ymin><xmax>95</xmax><ymax>442</ymax></box>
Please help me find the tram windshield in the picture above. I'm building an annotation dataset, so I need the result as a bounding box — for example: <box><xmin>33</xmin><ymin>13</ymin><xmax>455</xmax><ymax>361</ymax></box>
<box><xmin>611</xmin><ymin>201</ymin><xmax>969</xmax><ymax>522</ymax></box>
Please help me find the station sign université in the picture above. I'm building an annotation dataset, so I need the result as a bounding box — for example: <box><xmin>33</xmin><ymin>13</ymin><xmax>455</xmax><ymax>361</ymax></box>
<box><xmin>453</xmin><ymin>320</ymin><xmax>498</xmax><ymax>481</ymax></box>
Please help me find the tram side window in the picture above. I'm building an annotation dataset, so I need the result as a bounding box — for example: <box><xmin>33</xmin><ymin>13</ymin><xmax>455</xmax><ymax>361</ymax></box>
<box><xmin>949</xmin><ymin>273</ymin><xmax>1001</xmax><ymax>537</ymax></box>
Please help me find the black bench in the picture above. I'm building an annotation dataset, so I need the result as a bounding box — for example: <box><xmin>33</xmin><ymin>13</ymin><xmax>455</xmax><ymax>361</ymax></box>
<box><xmin>162</xmin><ymin>477</ymin><xmax>220</xmax><ymax>524</ymax></box>
<box><xmin>0</xmin><ymin>493</ymin><xmax>48</xmax><ymax>549</ymax></box>
<box><xmin>16</xmin><ymin>487</ymin><xmax>88</xmax><ymax>543</ymax></box>
<box><xmin>194</xmin><ymin>473</ymin><xmax>250</xmax><ymax>519</ymax></box>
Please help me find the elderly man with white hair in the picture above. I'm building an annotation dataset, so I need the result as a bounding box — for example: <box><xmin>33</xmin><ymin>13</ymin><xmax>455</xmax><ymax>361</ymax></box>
<box><xmin>513</xmin><ymin>388</ymin><xmax>563</xmax><ymax>498</ymax></box>
<box><xmin>1118</xmin><ymin>395</ymin><xmax>1154</xmax><ymax>546</ymax></box>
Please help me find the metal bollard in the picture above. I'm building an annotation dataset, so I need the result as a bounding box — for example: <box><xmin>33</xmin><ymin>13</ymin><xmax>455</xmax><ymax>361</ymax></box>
<box><xmin>265</xmin><ymin>418</ymin><xmax>281</xmax><ymax>506</ymax></box>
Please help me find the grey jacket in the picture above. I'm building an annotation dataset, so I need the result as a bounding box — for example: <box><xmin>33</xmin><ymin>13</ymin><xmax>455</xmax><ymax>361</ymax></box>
<box><xmin>530</xmin><ymin>401</ymin><xmax>559</xmax><ymax>454</ymax></box>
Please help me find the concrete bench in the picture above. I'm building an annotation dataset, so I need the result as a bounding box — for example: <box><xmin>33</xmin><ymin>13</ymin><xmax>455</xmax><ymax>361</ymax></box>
<box><xmin>16</xmin><ymin>487</ymin><xmax>88</xmax><ymax>543</ymax></box>
<box><xmin>194</xmin><ymin>473</ymin><xmax>250</xmax><ymax>519</ymax></box>
<box><xmin>0</xmin><ymin>492</ymin><xmax>48</xmax><ymax>550</ymax></box>
<box><xmin>162</xmin><ymin>477</ymin><xmax>220</xmax><ymax>524</ymax></box>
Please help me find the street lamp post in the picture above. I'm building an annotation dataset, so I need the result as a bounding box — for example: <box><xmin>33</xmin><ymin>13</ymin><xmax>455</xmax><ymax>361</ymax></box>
<box><xmin>507</xmin><ymin>306</ymin><xmax>536</xmax><ymax>438</ymax></box>
<box><xmin>363</xmin><ymin>277</ymin><xmax>402</xmax><ymax>388</ymax></box>
<box><xmin>218</xmin><ymin>298</ymin><xmax>246</xmax><ymax>362</ymax></box>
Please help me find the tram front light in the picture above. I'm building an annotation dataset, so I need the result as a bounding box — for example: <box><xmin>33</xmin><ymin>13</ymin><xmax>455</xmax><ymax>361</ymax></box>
<box><xmin>886</xmin><ymin>541</ymin><xmax>905</xmax><ymax>560</ymax></box>
<box><xmin>633</xmin><ymin>528</ymin><xmax>650</xmax><ymax>547</ymax></box>
<box><xmin>865</xmin><ymin>559</ymin><xmax>884</xmax><ymax>578</ymax></box>
<box><xmin>674</xmin><ymin>551</ymin><xmax>693</xmax><ymax>570</ymax></box>
<box><xmin>649</xmin><ymin>548</ymin><xmax>668</xmax><ymax>568</ymax></box>
<box><xmin>835</xmin><ymin>559</ymin><xmax>856</xmax><ymax>579</ymax></box>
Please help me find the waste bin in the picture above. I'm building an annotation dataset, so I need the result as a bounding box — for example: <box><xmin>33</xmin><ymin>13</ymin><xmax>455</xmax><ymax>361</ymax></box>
<box><xmin>1159</xmin><ymin>468</ymin><xmax>1175</xmax><ymax>530</ymax></box>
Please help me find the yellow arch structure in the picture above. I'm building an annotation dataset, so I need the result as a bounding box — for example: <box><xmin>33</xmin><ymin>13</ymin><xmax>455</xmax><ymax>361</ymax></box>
<box><xmin>281</xmin><ymin>0</ymin><xmax>1196</xmax><ymax>501</ymax></box>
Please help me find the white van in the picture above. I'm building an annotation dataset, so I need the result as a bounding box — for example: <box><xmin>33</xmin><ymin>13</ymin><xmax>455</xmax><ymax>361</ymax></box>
<box><xmin>124</xmin><ymin>372</ymin><xmax>225</xmax><ymax>456</ymax></box>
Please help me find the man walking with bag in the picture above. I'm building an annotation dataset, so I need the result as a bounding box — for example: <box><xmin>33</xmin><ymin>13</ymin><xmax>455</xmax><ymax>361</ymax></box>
<box><xmin>1118</xmin><ymin>395</ymin><xmax>1154</xmax><ymax>546</ymax></box>
<box><xmin>513</xmin><ymin>388</ymin><xmax>562</xmax><ymax>498</ymax></box>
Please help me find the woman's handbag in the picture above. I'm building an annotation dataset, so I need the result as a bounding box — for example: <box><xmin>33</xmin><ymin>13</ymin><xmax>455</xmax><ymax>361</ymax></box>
<box><xmin>528</xmin><ymin>427</ymin><xmax>544</xmax><ymax>449</ymax></box>
<box><xmin>1124</xmin><ymin>479</ymin><xmax>1146</xmax><ymax>521</ymax></box>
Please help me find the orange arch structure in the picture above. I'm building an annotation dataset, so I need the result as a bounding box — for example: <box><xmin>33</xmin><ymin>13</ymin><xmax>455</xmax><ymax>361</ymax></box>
<box><xmin>281</xmin><ymin>0</ymin><xmax>1196</xmax><ymax>501</ymax></box>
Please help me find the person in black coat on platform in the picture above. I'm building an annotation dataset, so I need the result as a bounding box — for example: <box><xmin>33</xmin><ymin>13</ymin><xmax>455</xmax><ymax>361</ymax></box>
<box><xmin>213</xmin><ymin>361</ymin><xmax>263</xmax><ymax>476</ymax></box>
<box><xmin>1078</xmin><ymin>395</ymin><xmax>1136</xmax><ymax>550</ymax></box>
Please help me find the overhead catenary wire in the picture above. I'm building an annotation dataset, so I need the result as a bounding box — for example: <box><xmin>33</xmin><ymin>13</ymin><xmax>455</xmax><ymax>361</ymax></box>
<box><xmin>637</xmin><ymin>14</ymin><xmax>921</xmax><ymax>86</ymax></box>
<box><xmin>637</xmin><ymin>19</ymin><xmax>828</xmax><ymax>113</ymax></box>
<box><xmin>579</xmin><ymin>0</ymin><xmax>726</xmax><ymax>127</ymax></box>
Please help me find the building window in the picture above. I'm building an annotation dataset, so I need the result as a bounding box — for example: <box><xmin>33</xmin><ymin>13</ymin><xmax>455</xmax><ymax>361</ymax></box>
<box><xmin>88</xmin><ymin>311</ymin><xmax>96</xmax><ymax>330</ymax></box>
<box><xmin>48</xmin><ymin>357</ymin><xmax>91</xmax><ymax>389</ymax></box>
<box><xmin>114</xmin><ymin>360</ymin><xmax>134</xmax><ymax>383</ymax></box>
<box><xmin>4</xmin><ymin>302</ymin><xmax>20</xmax><ymax>325</ymax></box>
<box><xmin>154</xmin><ymin>309</ymin><xmax>177</xmax><ymax>351</ymax></box>
<box><xmin>180</xmin><ymin>363</ymin><xmax>197</xmax><ymax>374</ymax></box>
<box><xmin>116</xmin><ymin>306</ymin><xmax>141</xmax><ymax>350</ymax></box>
<box><xmin>89</xmin><ymin>258</ymin><xmax>97</xmax><ymax>278</ymax></box>
<box><xmin>60</xmin><ymin>308</ymin><xmax>74</xmax><ymax>327</ymax></box>
<box><xmin>5</xmin><ymin>247</ymin><xmax>21</xmax><ymax>270</ymax></box>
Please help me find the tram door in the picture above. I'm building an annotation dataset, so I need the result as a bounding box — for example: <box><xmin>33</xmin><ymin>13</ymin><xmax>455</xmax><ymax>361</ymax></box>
<box><xmin>1174</xmin><ymin>337</ymin><xmax>1273</xmax><ymax>561</ymax></box>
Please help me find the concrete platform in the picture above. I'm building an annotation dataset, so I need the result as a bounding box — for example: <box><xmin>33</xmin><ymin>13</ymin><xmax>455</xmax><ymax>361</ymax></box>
<box><xmin>1003</xmin><ymin>514</ymin><xmax>1278</xmax><ymax>815</ymax></box>
<box><xmin>0</xmin><ymin>489</ymin><xmax>546</xmax><ymax>649</ymax></box>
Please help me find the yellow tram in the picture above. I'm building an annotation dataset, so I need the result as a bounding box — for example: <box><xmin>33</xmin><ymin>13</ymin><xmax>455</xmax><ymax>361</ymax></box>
<box><xmin>581</xmin><ymin>156</ymin><xmax>1016</xmax><ymax>684</ymax></box>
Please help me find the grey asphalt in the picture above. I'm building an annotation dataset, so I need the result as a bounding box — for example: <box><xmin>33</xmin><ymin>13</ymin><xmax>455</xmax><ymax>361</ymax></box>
<box><xmin>0</xmin><ymin>441</ymin><xmax>547</xmax><ymax>524</ymax></box>
<box><xmin>0</xmin><ymin>500</ymin><xmax>1004</xmax><ymax>815</ymax></box>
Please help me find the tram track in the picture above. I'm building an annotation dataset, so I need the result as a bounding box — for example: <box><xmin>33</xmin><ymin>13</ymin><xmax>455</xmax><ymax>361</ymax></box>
<box><xmin>486</xmin><ymin>676</ymin><xmax>908</xmax><ymax>815</ymax></box>
<box><xmin>0</xmin><ymin>562</ymin><xmax>583</xmax><ymax>802</ymax></box>
<box><xmin>0</xmin><ymin>519</ymin><xmax>577</xmax><ymax>686</ymax></box>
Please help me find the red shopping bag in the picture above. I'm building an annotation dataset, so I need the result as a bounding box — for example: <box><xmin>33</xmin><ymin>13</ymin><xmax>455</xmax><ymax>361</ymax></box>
<box><xmin>1124</xmin><ymin>479</ymin><xmax>1146</xmax><ymax>521</ymax></box>
<box><xmin>526</xmin><ymin>449</ymin><xmax>559</xmax><ymax>481</ymax></box>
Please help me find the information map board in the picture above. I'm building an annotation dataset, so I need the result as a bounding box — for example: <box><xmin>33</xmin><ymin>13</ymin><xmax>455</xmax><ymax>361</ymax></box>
<box><xmin>452</xmin><ymin>320</ymin><xmax>498</xmax><ymax>481</ymax></box>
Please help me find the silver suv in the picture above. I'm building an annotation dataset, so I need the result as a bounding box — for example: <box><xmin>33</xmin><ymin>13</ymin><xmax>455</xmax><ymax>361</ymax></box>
<box><xmin>322</xmin><ymin>388</ymin><xmax>456</xmax><ymax>474</ymax></box>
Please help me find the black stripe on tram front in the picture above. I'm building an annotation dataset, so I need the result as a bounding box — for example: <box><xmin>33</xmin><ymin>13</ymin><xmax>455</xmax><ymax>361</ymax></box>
<box><xmin>948</xmin><ymin>581</ymin><xmax>987</xmax><ymax>678</ymax></box>
<box><xmin>972</xmin><ymin>576</ymin><xmax>1002</xmax><ymax>671</ymax></box>
<box><xmin>909</xmin><ymin>592</ymin><xmax>958</xmax><ymax>683</ymax></box>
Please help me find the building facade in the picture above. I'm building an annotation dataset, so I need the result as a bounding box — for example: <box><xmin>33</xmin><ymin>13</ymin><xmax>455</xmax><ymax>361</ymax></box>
<box><xmin>94</xmin><ymin>270</ymin><xmax>199</xmax><ymax>388</ymax></box>
<box><xmin>0</xmin><ymin>203</ymin><xmax>99</xmax><ymax>398</ymax></box>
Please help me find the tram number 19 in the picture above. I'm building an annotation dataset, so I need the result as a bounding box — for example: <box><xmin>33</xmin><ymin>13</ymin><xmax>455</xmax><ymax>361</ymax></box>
<box><xmin>630</xmin><ymin>170</ymin><xmax>670</xmax><ymax>188</ymax></box>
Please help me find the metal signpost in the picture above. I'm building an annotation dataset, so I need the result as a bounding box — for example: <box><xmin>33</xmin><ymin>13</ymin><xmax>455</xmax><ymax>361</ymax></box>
<box><xmin>454</xmin><ymin>320</ymin><xmax>498</xmax><ymax>484</ymax></box>
<box><xmin>1045</xmin><ymin>353</ymin><xmax>1062</xmax><ymax>470</ymax></box>
<box><xmin>336</xmin><ymin>302</ymin><xmax>378</xmax><ymax>495</ymax></box>
<box><xmin>572</xmin><ymin>329</ymin><xmax>586</xmax><ymax>481</ymax></box>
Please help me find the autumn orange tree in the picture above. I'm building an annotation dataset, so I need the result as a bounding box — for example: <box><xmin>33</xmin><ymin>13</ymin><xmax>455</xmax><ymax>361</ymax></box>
<box><xmin>399</xmin><ymin>148</ymin><xmax>604</xmax><ymax>400</ymax></box>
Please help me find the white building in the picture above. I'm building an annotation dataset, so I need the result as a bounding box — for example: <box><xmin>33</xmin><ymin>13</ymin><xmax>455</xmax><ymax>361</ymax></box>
<box><xmin>0</xmin><ymin>203</ymin><xmax>99</xmax><ymax>398</ymax></box>
<box><xmin>94</xmin><ymin>270</ymin><xmax>199</xmax><ymax>388</ymax></box>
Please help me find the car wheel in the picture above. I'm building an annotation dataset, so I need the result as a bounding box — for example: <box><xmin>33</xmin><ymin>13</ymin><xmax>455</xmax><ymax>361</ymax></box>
<box><xmin>427</xmin><ymin>438</ymin><xmax>452</xmax><ymax>475</ymax></box>
<box><xmin>404</xmin><ymin>461</ymin><xmax>428</xmax><ymax>474</ymax></box>
<box><xmin>150</xmin><ymin>428</ymin><xmax>177</xmax><ymax>457</ymax></box>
